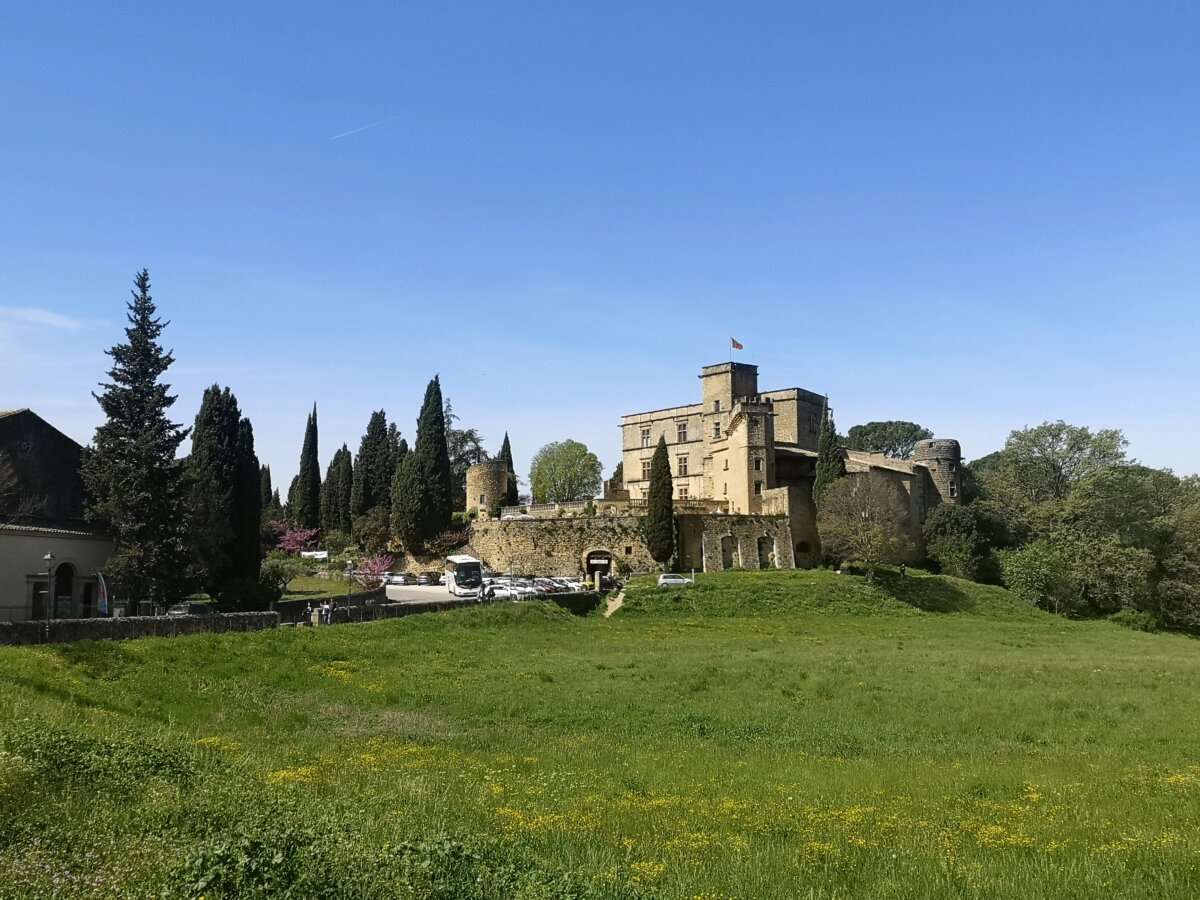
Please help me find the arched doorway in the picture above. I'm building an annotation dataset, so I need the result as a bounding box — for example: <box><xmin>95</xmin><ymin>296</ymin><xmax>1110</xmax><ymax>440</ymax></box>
<box><xmin>583</xmin><ymin>549</ymin><xmax>612</xmax><ymax>579</ymax></box>
<box><xmin>54</xmin><ymin>563</ymin><xmax>75</xmax><ymax>618</ymax></box>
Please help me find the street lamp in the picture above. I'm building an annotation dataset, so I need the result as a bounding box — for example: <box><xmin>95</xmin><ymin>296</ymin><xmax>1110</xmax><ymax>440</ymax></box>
<box><xmin>43</xmin><ymin>553</ymin><xmax>55</xmax><ymax>621</ymax></box>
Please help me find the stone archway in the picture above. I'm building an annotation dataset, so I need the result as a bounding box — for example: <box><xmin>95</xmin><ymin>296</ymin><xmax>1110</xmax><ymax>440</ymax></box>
<box><xmin>582</xmin><ymin>549</ymin><xmax>613</xmax><ymax>579</ymax></box>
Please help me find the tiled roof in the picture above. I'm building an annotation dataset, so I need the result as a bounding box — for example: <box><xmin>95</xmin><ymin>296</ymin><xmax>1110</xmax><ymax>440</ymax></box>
<box><xmin>0</xmin><ymin>521</ymin><xmax>109</xmax><ymax>538</ymax></box>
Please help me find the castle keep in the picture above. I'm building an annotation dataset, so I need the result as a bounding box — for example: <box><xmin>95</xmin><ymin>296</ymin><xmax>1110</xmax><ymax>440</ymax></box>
<box><xmin>466</xmin><ymin>361</ymin><xmax>960</xmax><ymax>577</ymax></box>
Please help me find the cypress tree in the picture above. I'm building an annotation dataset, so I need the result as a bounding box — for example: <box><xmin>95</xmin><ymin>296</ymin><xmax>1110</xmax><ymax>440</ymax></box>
<box><xmin>813</xmin><ymin>403</ymin><xmax>847</xmax><ymax>510</ymax></box>
<box><xmin>321</xmin><ymin>444</ymin><xmax>355</xmax><ymax>536</ymax></box>
<box><xmin>644</xmin><ymin>436</ymin><xmax>675</xmax><ymax>567</ymax></box>
<box><xmin>292</xmin><ymin>404</ymin><xmax>321</xmax><ymax>529</ymax></box>
<box><xmin>390</xmin><ymin>452</ymin><xmax>418</xmax><ymax>548</ymax></box>
<box><xmin>406</xmin><ymin>376</ymin><xmax>453</xmax><ymax>546</ymax></box>
<box><xmin>260</xmin><ymin>464</ymin><xmax>273</xmax><ymax>512</ymax></box>
<box><xmin>81</xmin><ymin>269</ymin><xmax>193</xmax><ymax>607</ymax></box>
<box><xmin>232</xmin><ymin>417</ymin><xmax>262</xmax><ymax>579</ymax></box>
<box><xmin>499</xmin><ymin>432</ymin><xmax>519</xmax><ymax>507</ymax></box>
<box><xmin>187</xmin><ymin>385</ymin><xmax>240</xmax><ymax>595</ymax></box>
<box><xmin>350</xmin><ymin>410</ymin><xmax>393</xmax><ymax>519</ymax></box>
<box><xmin>187</xmin><ymin>387</ymin><xmax>261</xmax><ymax>598</ymax></box>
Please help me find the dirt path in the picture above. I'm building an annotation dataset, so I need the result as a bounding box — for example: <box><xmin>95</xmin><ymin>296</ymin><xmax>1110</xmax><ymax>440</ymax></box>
<box><xmin>604</xmin><ymin>591</ymin><xmax>625</xmax><ymax>618</ymax></box>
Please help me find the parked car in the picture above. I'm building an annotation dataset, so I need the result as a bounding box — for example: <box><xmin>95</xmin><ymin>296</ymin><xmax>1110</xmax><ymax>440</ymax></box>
<box><xmin>657</xmin><ymin>573</ymin><xmax>694</xmax><ymax>588</ymax></box>
<box><xmin>387</xmin><ymin>573</ymin><xmax>409</xmax><ymax>585</ymax></box>
<box><xmin>167</xmin><ymin>601</ymin><xmax>219</xmax><ymax>617</ymax></box>
<box><xmin>421</xmin><ymin>571</ymin><xmax>442</xmax><ymax>585</ymax></box>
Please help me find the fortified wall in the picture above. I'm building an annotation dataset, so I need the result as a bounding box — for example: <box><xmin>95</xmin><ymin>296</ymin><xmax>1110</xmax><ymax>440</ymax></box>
<box><xmin>468</xmin><ymin>514</ymin><xmax>799</xmax><ymax>577</ymax></box>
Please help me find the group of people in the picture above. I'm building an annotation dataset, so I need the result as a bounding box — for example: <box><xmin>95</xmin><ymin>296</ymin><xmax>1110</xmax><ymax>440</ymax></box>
<box><xmin>302</xmin><ymin>600</ymin><xmax>336</xmax><ymax>625</ymax></box>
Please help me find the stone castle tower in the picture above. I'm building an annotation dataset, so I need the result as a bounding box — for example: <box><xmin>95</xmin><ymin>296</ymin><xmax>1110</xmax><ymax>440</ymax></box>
<box><xmin>913</xmin><ymin>438</ymin><xmax>962</xmax><ymax>506</ymax></box>
<box><xmin>466</xmin><ymin>460</ymin><xmax>509</xmax><ymax>518</ymax></box>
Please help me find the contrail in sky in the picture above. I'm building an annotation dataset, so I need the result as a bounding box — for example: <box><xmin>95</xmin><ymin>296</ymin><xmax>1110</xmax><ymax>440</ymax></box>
<box><xmin>329</xmin><ymin>114</ymin><xmax>402</xmax><ymax>141</ymax></box>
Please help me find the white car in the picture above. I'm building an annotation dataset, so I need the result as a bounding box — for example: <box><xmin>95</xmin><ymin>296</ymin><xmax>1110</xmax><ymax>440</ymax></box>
<box><xmin>657</xmin><ymin>573</ymin><xmax>694</xmax><ymax>588</ymax></box>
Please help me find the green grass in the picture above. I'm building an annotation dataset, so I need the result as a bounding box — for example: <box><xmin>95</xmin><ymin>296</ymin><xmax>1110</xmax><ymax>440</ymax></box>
<box><xmin>1</xmin><ymin>569</ymin><xmax>1199</xmax><ymax>897</ymax></box>
<box><xmin>281</xmin><ymin>573</ymin><xmax>350</xmax><ymax>601</ymax></box>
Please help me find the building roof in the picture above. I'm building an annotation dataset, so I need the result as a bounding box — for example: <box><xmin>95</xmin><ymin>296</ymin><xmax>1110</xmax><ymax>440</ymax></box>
<box><xmin>0</xmin><ymin>521</ymin><xmax>110</xmax><ymax>539</ymax></box>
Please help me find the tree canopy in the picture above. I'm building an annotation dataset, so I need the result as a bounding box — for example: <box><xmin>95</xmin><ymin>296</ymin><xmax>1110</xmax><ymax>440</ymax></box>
<box><xmin>845</xmin><ymin>421</ymin><xmax>933</xmax><ymax>459</ymax></box>
<box><xmin>812</xmin><ymin>406</ymin><xmax>846</xmax><ymax>510</ymax></box>
<box><xmin>817</xmin><ymin>475</ymin><xmax>911</xmax><ymax>581</ymax></box>
<box><xmin>529</xmin><ymin>440</ymin><xmax>603</xmax><ymax>503</ymax></box>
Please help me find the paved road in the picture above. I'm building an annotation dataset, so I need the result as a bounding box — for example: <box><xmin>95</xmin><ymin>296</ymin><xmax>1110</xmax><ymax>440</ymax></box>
<box><xmin>384</xmin><ymin>583</ymin><xmax>460</xmax><ymax>604</ymax></box>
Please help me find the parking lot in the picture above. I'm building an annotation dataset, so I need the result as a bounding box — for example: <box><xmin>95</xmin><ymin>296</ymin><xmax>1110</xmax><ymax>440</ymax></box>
<box><xmin>384</xmin><ymin>583</ymin><xmax>454</xmax><ymax>603</ymax></box>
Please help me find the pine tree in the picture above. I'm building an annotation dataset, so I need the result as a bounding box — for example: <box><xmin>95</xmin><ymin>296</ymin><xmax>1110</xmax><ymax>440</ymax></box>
<box><xmin>292</xmin><ymin>404</ymin><xmax>321</xmax><ymax>529</ymax></box>
<box><xmin>81</xmin><ymin>269</ymin><xmax>193</xmax><ymax>607</ymax></box>
<box><xmin>499</xmin><ymin>432</ymin><xmax>519</xmax><ymax>507</ymax></box>
<box><xmin>644</xmin><ymin>436</ymin><xmax>675</xmax><ymax>567</ymax></box>
<box><xmin>813</xmin><ymin>402</ymin><xmax>847</xmax><ymax>510</ymax></box>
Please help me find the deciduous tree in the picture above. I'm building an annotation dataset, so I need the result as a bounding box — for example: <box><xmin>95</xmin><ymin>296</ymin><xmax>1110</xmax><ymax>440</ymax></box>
<box><xmin>529</xmin><ymin>440</ymin><xmax>603</xmax><ymax>503</ymax></box>
<box><xmin>817</xmin><ymin>475</ymin><xmax>911</xmax><ymax>581</ymax></box>
<box><xmin>845</xmin><ymin>421</ymin><xmax>933</xmax><ymax>460</ymax></box>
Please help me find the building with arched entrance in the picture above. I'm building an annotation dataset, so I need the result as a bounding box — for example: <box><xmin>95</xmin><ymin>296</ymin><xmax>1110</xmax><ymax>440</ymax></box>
<box><xmin>0</xmin><ymin>410</ymin><xmax>114</xmax><ymax>622</ymax></box>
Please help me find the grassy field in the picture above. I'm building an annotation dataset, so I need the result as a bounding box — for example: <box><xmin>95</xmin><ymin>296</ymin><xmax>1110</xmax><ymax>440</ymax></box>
<box><xmin>1</xmin><ymin>569</ymin><xmax>1198</xmax><ymax>898</ymax></box>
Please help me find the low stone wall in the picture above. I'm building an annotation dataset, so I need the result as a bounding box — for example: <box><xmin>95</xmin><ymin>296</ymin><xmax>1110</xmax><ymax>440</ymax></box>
<box><xmin>0</xmin><ymin>611</ymin><xmax>279</xmax><ymax>646</ymax></box>
<box><xmin>275</xmin><ymin>586</ymin><xmax>387</xmax><ymax>625</ymax></box>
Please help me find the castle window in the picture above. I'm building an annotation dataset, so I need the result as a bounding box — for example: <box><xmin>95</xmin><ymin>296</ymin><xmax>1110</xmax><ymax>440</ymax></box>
<box><xmin>677</xmin><ymin>455</ymin><xmax>688</xmax><ymax>477</ymax></box>
<box><xmin>714</xmin><ymin>400</ymin><xmax>721</xmax><ymax>413</ymax></box>
<box><xmin>677</xmin><ymin>422</ymin><xmax>687</xmax><ymax>443</ymax></box>
<box><xmin>678</xmin><ymin>485</ymin><xmax>689</xmax><ymax>500</ymax></box>
<box><xmin>753</xmin><ymin>457</ymin><xmax>763</xmax><ymax>472</ymax></box>
<box><xmin>640</xmin><ymin>428</ymin><xmax>650</xmax><ymax>448</ymax></box>
<box><xmin>949</xmin><ymin>480</ymin><xmax>957</xmax><ymax>499</ymax></box>
<box><xmin>723</xmin><ymin>483</ymin><xmax>727</xmax><ymax>495</ymax></box>
<box><xmin>641</xmin><ymin>459</ymin><xmax>652</xmax><ymax>480</ymax></box>
<box><xmin>713</xmin><ymin>421</ymin><xmax>721</xmax><ymax>439</ymax></box>
<box><xmin>723</xmin><ymin>459</ymin><xmax>729</xmax><ymax>471</ymax></box>
<box><xmin>754</xmin><ymin>481</ymin><xmax>763</xmax><ymax>496</ymax></box>
<box><xmin>625</xmin><ymin>546</ymin><xmax>633</xmax><ymax>556</ymax></box>
<box><xmin>808</xmin><ymin>413</ymin><xmax>818</xmax><ymax>434</ymax></box>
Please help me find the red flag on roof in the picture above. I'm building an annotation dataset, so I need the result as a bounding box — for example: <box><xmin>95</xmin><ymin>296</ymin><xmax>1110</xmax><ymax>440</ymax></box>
<box><xmin>730</xmin><ymin>337</ymin><xmax>744</xmax><ymax>351</ymax></box>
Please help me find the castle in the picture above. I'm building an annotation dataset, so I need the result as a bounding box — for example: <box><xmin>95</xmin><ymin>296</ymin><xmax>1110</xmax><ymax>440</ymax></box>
<box><xmin>465</xmin><ymin>361</ymin><xmax>960</xmax><ymax>577</ymax></box>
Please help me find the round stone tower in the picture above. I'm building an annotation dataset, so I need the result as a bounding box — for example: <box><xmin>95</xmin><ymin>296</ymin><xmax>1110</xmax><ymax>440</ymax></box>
<box><xmin>466</xmin><ymin>460</ymin><xmax>509</xmax><ymax>517</ymax></box>
<box><xmin>913</xmin><ymin>438</ymin><xmax>962</xmax><ymax>506</ymax></box>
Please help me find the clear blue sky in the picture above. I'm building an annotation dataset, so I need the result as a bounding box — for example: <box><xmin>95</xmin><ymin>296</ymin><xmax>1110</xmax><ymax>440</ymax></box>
<box><xmin>2</xmin><ymin>2</ymin><xmax>1197</xmax><ymax>486</ymax></box>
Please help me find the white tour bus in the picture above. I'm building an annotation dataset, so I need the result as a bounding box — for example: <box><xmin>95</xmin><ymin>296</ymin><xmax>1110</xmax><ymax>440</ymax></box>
<box><xmin>445</xmin><ymin>554</ymin><xmax>483</xmax><ymax>597</ymax></box>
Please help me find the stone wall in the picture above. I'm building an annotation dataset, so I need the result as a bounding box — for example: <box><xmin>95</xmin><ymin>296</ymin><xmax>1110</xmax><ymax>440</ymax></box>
<box><xmin>692</xmin><ymin>514</ymin><xmax>795</xmax><ymax>572</ymax></box>
<box><xmin>468</xmin><ymin>518</ymin><xmax>658</xmax><ymax>576</ymax></box>
<box><xmin>0</xmin><ymin>611</ymin><xmax>279</xmax><ymax>646</ymax></box>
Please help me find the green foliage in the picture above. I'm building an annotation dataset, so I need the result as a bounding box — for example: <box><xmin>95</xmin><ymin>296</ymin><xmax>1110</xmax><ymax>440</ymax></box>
<box><xmin>529</xmin><ymin>439</ymin><xmax>603</xmax><ymax>503</ymax></box>
<box><xmin>353</xmin><ymin>505</ymin><xmax>392</xmax><ymax>555</ymax></box>
<box><xmin>643</xmin><ymin>436</ymin><xmax>674</xmax><ymax>566</ymax></box>
<box><xmin>258</xmin><ymin>557</ymin><xmax>306</xmax><ymax>605</ymax></box>
<box><xmin>392</xmin><ymin>376</ymin><xmax>454</xmax><ymax>549</ymax></box>
<box><xmin>1109</xmin><ymin>608</ymin><xmax>1159</xmax><ymax>632</ymax></box>
<box><xmin>992</xmin><ymin>420</ymin><xmax>1129</xmax><ymax>505</ymax></box>
<box><xmin>176</xmin><ymin>820</ymin><xmax>328</xmax><ymax>899</ymax></box>
<box><xmin>81</xmin><ymin>269</ymin><xmax>194</xmax><ymax>607</ymax></box>
<box><xmin>489</xmin><ymin>496</ymin><xmax>503</xmax><ymax>520</ymax></box>
<box><xmin>817</xmin><ymin>475</ymin><xmax>911</xmax><ymax>580</ymax></box>
<box><xmin>923</xmin><ymin>503</ymin><xmax>991</xmax><ymax>581</ymax></box>
<box><xmin>350</xmin><ymin>410</ymin><xmax>397</xmax><ymax>520</ymax></box>
<box><xmin>320</xmin><ymin>444</ymin><xmax>354</xmax><ymax>537</ymax></box>
<box><xmin>289</xmin><ymin>404</ymin><xmax>321</xmax><ymax>529</ymax></box>
<box><xmin>846</xmin><ymin>420</ymin><xmax>933</xmax><ymax>459</ymax></box>
<box><xmin>498</xmin><ymin>432</ymin><xmax>519</xmax><ymax>507</ymax></box>
<box><xmin>812</xmin><ymin>405</ymin><xmax>846</xmax><ymax>510</ymax></box>
<box><xmin>1001</xmin><ymin>535</ymin><xmax>1154</xmax><ymax>617</ymax></box>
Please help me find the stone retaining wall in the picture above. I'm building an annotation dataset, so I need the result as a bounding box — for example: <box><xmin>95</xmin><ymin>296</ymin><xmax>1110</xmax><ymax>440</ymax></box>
<box><xmin>0</xmin><ymin>611</ymin><xmax>279</xmax><ymax>646</ymax></box>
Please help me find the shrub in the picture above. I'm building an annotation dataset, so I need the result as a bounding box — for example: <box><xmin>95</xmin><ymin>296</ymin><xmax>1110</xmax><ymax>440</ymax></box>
<box><xmin>1109</xmin><ymin>608</ymin><xmax>1159</xmax><ymax>632</ymax></box>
